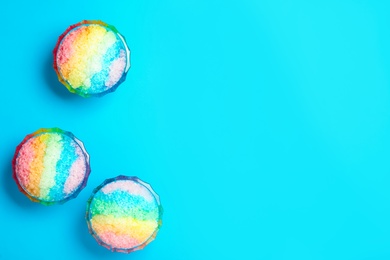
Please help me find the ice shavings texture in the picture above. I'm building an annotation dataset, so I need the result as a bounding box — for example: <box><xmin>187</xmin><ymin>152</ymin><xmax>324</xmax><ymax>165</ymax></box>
<box><xmin>55</xmin><ymin>22</ymin><xmax>129</xmax><ymax>97</ymax></box>
<box><xmin>13</xmin><ymin>129</ymin><xmax>90</xmax><ymax>204</ymax></box>
<box><xmin>87</xmin><ymin>177</ymin><xmax>162</xmax><ymax>252</ymax></box>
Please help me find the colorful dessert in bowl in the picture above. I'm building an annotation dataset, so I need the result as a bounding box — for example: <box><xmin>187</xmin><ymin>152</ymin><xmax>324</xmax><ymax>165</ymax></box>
<box><xmin>12</xmin><ymin>128</ymin><xmax>91</xmax><ymax>205</ymax></box>
<box><xmin>53</xmin><ymin>20</ymin><xmax>131</xmax><ymax>97</ymax></box>
<box><xmin>86</xmin><ymin>176</ymin><xmax>163</xmax><ymax>253</ymax></box>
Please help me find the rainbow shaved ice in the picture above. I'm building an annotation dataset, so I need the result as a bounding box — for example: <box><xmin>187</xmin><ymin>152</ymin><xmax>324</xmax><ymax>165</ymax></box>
<box><xmin>53</xmin><ymin>20</ymin><xmax>131</xmax><ymax>97</ymax></box>
<box><xmin>86</xmin><ymin>176</ymin><xmax>163</xmax><ymax>253</ymax></box>
<box><xmin>12</xmin><ymin>128</ymin><xmax>91</xmax><ymax>205</ymax></box>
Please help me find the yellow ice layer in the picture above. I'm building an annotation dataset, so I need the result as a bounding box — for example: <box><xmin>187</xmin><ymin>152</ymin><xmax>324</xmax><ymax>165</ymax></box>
<box><xmin>91</xmin><ymin>214</ymin><xmax>158</xmax><ymax>243</ymax></box>
<box><xmin>26</xmin><ymin>134</ymin><xmax>50</xmax><ymax>197</ymax></box>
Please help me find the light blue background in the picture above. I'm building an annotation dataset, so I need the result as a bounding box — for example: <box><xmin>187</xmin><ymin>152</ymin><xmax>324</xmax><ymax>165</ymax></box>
<box><xmin>1</xmin><ymin>0</ymin><xmax>390</xmax><ymax>259</ymax></box>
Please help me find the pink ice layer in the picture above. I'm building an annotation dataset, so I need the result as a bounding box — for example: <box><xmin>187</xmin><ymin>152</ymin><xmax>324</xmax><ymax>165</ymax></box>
<box><xmin>15</xmin><ymin>138</ymin><xmax>36</xmax><ymax>189</ymax></box>
<box><xmin>57</xmin><ymin>28</ymin><xmax>79</xmax><ymax>68</ymax></box>
<box><xmin>99</xmin><ymin>231</ymin><xmax>140</xmax><ymax>249</ymax></box>
<box><xmin>101</xmin><ymin>180</ymin><xmax>155</xmax><ymax>202</ymax></box>
<box><xmin>105</xmin><ymin>49</ymin><xmax>126</xmax><ymax>87</ymax></box>
<box><xmin>64</xmin><ymin>146</ymin><xmax>86</xmax><ymax>195</ymax></box>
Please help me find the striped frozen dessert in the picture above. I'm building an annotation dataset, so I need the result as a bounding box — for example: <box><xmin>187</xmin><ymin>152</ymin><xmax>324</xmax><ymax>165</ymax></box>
<box><xmin>12</xmin><ymin>128</ymin><xmax>91</xmax><ymax>205</ymax></box>
<box><xmin>53</xmin><ymin>20</ymin><xmax>131</xmax><ymax>97</ymax></box>
<box><xmin>86</xmin><ymin>176</ymin><xmax>163</xmax><ymax>253</ymax></box>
